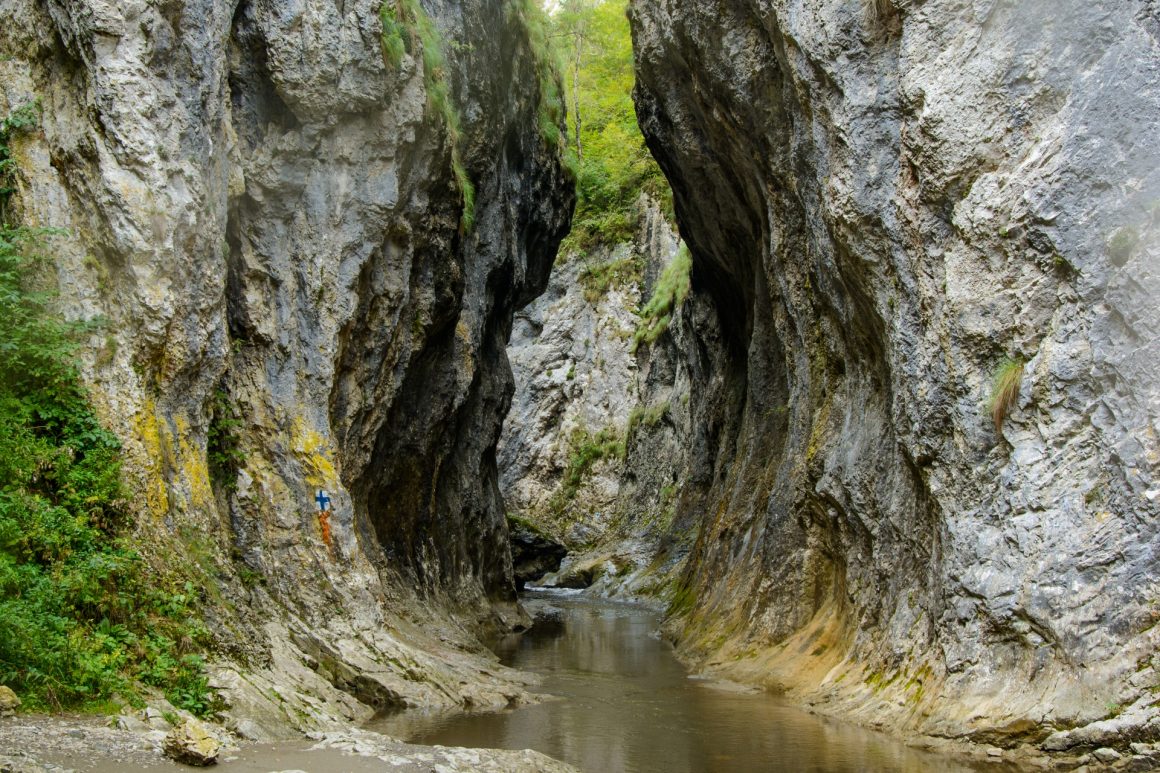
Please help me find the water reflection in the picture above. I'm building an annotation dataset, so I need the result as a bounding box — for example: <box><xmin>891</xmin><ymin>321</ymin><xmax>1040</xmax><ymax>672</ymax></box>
<box><xmin>373</xmin><ymin>594</ymin><xmax>1003</xmax><ymax>773</ymax></box>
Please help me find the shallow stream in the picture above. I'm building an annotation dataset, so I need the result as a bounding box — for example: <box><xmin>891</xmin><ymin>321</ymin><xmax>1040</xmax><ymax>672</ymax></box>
<box><xmin>373</xmin><ymin>592</ymin><xmax>1007</xmax><ymax>773</ymax></box>
<box><xmin>31</xmin><ymin>592</ymin><xmax>1015</xmax><ymax>772</ymax></box>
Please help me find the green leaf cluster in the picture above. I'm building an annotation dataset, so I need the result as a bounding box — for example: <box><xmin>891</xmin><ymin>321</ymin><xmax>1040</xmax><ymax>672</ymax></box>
<box><xmin>207</xmin><ymin>389</ymin><xmax>244</xmax><ymax>494</ymax></box>
<box><xmin>0</xmin><ymin>107</ymin><xmax>214</xmax><ymax>715</ymax></box>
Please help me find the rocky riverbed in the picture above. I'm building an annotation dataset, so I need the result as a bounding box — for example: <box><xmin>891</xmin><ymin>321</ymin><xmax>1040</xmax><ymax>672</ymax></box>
<box><xmin>0</xmin><ymin>715</ymin><xmax>577</xmax><ymax>773</ymax></box>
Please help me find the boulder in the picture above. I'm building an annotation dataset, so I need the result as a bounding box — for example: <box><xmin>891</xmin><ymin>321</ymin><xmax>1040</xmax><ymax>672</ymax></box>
<box><xmin>0</xmin><ymin>686</ymin><xmax>20</xmax><ymax>717</ymax></box>
<box><xmin>162</xmin><ymin>719</ymin><xmax>220</xmax><ymax>767</ymax></box>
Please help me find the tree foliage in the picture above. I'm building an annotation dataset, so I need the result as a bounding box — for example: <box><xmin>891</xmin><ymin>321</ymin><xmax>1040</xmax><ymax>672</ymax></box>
<box><xmin>551</xmin><ymin>0</ymin><xmax>670</xmax><ymax>252</ymax></box>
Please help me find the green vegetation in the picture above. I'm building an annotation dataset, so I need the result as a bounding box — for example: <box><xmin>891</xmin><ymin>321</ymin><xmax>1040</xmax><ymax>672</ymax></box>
<box><xmin>0</xmin><ymin>104</ymin><xmax>214</xmax><ymax>715</ymax></box>
<box><xmin>548</xmin><ymin>425</ymin><xmax>625</xmax><ymax>513</ymax></box>
<box><xmin>507</xmin><ymin>0</ymin><xmax>570</xmax><ymax>157</ymax></box>
<box><xmin>987</xmin><ymin>358</ymin><xmax>1025</xmax><ymax>433</ymax></box>
<box><xmin>0</xmin><ymin>101</ymin><xmax>38</xmax><ymax>225</ymax></box>
<box><xmin>378</xmin><ymin>0</ymin><xmax>475</xmax><ymax>232</ymax></box>
<box><xmin>379</xmin><ymin>3</ymin><xmax>407</xmax><ymax>67</ymax></box>
<box><xmin>667</xmin><ymin>579</ymin><xmax>696</xmax><ymax>617</ymax></box>
<box><xmin>627</xmin><ymin>400</ymin><xmax>669</xmax><ymax>435</ymax></box>
<box><xmin>206</xmin><ymin>389</ymin><xmax>244</xmax><ymax>494</ymax></box>
<box><xmin>551</xmin><ymin>0</ymin><xmax>671</xmax><ymax>251</ymax></box>
<box><xmin>632</xmin><ymin>242</ymin><xmax>691</xmax><ymax>352</ymax></box>
<box><xmin>578</xmin><ymin>255</ymin><xmax>640</xmax><ymax>302</ymax></box>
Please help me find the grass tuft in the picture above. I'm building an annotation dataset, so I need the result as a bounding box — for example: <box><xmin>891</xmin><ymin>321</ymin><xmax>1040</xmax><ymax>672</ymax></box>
<box><xmin>987</xmin><ymin>358</ymin><xmax>1025</xmax><ymax>433</ymax></box>
<box><xmin>547</xmin><ymin>425</ymin><xmax>625</xmax><ymax>515</ymax></box>
<box><xmin>632</xmin><ymin>243</ymin><xmax>692</xmax><ymax>353</ymax></box>
<box><xmin>379</xmin><ymin>2</ymin><xmax>407</xmax><ymax>68</ymax></box>
<box><xmin>578</xmin><ymin>255</ymin><xmax>641</xmax><ymax>302</ymax></box>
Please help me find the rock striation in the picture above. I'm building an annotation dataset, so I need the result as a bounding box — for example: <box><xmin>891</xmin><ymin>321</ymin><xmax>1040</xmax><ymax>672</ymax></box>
<box><xmin>629</xmin><ymin>0</ymin><xmax>1160</xmax><ymax>748</ymax></box>
<box><xmin>0</xmin><ymin>0</ymin><xmax>572</xmax><ymax>735</ymax></box>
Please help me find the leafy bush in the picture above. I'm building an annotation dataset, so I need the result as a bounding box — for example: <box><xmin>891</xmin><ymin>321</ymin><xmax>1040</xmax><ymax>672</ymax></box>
<box><xmin>631</xmin><ymin>242</ymin><xmax>691</xmax><ymax>352</ymax></box>
<box><xmin>207</xmin><ymin>389</ymin><xmax>244</xmax><ymax>494</ymax></box>
<box><xmin>0</xmin><ymin>106</ymin><xmax>214</xmax><ymax>715</ymax></box>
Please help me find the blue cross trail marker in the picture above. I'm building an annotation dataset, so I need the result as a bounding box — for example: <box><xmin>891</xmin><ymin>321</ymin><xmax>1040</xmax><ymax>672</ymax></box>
<box><xmin>315</xmin><ymin>489</ymin><xmax>331</xmax><ymax>512</ymax></box>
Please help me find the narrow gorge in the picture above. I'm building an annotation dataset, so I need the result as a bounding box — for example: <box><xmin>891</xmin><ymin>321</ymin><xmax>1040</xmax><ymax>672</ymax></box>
<box><xmin>0</xmin><ymin>0</ymin><xmax>1158</xmax><ymax>770</ymax></box>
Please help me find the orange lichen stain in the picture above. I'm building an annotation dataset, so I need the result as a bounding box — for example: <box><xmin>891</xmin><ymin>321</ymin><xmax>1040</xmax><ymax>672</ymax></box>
<box><xmin>319</xmin><ymin>509</ymin><xmax>333</xmax><ymax>550</ymax></box>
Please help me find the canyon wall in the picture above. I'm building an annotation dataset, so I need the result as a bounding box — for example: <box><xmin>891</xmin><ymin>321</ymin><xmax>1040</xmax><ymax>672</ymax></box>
<box><xmin>629</xmin><ymin>0</ymin><xmax>1160</xmax><ymax>747</ymax></box>
<box><xmin>0</xmin><ymin>0</ymin><xmax>571</xmax><ymax>737</ymax></box>
<box><xmin>500</xmin><ymin>197</ymin><xmax>703</xmax><ymax>595</ymax></box>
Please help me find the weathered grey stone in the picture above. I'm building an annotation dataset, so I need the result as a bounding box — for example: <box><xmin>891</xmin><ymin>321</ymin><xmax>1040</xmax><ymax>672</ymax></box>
<box><xmin>1092</xmin><ymin>747</ymin><xmax>1122</xmax><ymax>763</ymax></box>
<box><xmin>163</xmin><ymin>718</ymin><xmax>221</xmax><ymax>767</ymax></box>
<box><xmin>628</xmin><ymin>0</ymin><xmax>1160</xmax><ymax>746</ymax></box>
<box><xmin>499</xmin><ymin>194</ymin><xmax>694</xmax><ymax>595</ymax></box>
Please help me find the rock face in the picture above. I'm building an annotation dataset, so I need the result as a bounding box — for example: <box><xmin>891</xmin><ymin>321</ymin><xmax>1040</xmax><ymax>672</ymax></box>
<box><xmin>499</xmin><ymin>196</ymin><xmax>697</xmax><ymax>562</ymax></box>
<box><xmin>500</xmin><ymin>213</ymin><xmax>648</xmax><ymax>547</ymax></box>
<box><xmin>508</xmin><ymin>519</ymin><xmax>568</xmax><ymax>590</ymax></box>
<box><xmin>500</xmin><ymin>195</ymin><xmax>697</xmax><ymax>596</ymax></box>
<box><xmin>630</xmin><ymin>0</ymin><xmax>1160</xmax><ymax>745</ymax></box>
<box><xmin>0</xmin><ymin>686</ymin><xmax>19</xmax><ymax>718</ymax></box>
<box><xmin>0</xmin><ymin>0</ymin><xmax>571</xmax><ymax>733</ymax></box>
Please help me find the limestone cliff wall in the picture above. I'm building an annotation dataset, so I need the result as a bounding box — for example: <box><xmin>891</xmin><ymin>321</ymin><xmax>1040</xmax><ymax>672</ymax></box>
<box><xmin>0</xmin><ymin>0</ymin><xmax>572</xmax><ymax>738</ymax></box>
<box><xmin>630</xmin><ymin>0</ymin><xmax>1160</xmax><ymax>746</ymax></box>
<box><xmin>500</xmin><ymin>197</ymin><xmax>690</xmax><ymax>556</ymax></box>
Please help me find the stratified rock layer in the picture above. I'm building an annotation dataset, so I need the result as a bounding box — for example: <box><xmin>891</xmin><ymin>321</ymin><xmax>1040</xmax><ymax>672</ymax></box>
<box><xmin>0</xmin><ymin>0</ymin><xmax>571</xmax><ymax>735</ymax></box>
<box><xmin>630</xmin><ymin>0</ymin><xmax>1160</xmax><ymax>745</ymax></box>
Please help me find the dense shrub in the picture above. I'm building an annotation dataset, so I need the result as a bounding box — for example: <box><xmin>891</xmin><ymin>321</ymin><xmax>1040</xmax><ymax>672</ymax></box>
<box><xmin>0</xmin><ymin>105</ymin><xmax>214</xmax><ymax>715</ymax></box>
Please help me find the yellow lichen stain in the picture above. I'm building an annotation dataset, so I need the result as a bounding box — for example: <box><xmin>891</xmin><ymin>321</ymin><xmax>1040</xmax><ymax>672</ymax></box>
<box><xmin>455</xmin><ymin>319</ymin><xmax>477</xmax><ymax>380</ymax></box>
<box><xmin>290</xmin><ymin>416</ymin><xmax>338</xmax><ymax>488</ymax></box>
<box><xmin>173</xmin><ymin>415</ymin><xmax>214</xmax><ymax>512</ymax></box>
<box><xmin>132</xmin><ymin>398</ymin><xmax>171</xmax><ymax>519</ymax></box>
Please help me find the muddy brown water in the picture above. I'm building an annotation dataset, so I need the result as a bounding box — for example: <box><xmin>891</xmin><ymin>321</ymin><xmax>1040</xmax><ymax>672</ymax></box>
<box><xmin>29</xmin><ymin>593</ymin><xmax>1016</xmax><ymax>772</ymax></box>
<box><xmin>372</xmin><ymin>592</ymin><xmax>1010</xmax><ymax>773</ymax></box>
